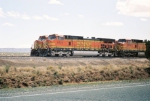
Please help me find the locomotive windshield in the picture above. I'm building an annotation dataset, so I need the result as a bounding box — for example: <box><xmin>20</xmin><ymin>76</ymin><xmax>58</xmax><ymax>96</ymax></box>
<box><xmin>118</xmin><ymin>39</ymin><xmax>126</xmax><ymax>42</ymax></box>
<box><xmin>48</xmin><ymin>35</ymin><xmax>56</xmax><ymax>40</ymax></box>
<box><xmin>38</xmin><ymin>36</ymin><xmax>46</xmax><ymax>41</ymax></box>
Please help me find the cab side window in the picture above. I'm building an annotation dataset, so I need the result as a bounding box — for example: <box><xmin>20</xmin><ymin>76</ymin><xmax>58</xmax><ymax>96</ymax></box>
<box><xmin>58</xmin><ymin>36</ymin><xmax>64</xmax><ymax>40</ymax></box>
<box><xmin>127</xmin><ymin>40</ymin><xmax>132</xmax><ymax>44</ymax></box>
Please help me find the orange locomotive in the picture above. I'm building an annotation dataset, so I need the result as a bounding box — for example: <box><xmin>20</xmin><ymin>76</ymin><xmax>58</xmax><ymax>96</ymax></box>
<box><xmin>30</xmin><ymin>34</ymin><xmax>146</xmax><ymax>57</ymax></box>
<box><xmin>116</xmin><ymin>39</ymin><xmax>146</xmax><ymax>57</ymax></box>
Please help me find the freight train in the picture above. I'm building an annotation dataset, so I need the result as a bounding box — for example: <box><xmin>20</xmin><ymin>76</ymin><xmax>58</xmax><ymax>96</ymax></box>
<box><xmin>30</xmin><ymin>34</ymin><xmax>146</xmax><ymax>57</ymax></box>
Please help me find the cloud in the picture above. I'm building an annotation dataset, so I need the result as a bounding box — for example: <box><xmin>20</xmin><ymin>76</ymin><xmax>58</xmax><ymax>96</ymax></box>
<box><xmin>0</xmin><ymin>7</ymin><xmax>4</xmax><ymax>17</ymax></box>
<box><xmin>21</xmin><ymin>14</ymin><xmax>31</xmax><ymax>20</ymax></box>
<box><xmin>32</xmin><ymin>15</ymin><xmax>58</xmax><ymax>21</ymax></box>
<box><xmin>2</xmin><ymin>22</ymin><xmax>15</xmax><ymax>26</ymax></box>
<box><xmin>6</xmin><ymin>11</ymin><xmax>59</xmax><ymax>21</ymax></box>
<box><xmin>116</xmin><ymin>0</ymin><xmax>150</xmax><ymax>17</ymax></box>
<box><xmin>7</xmin><ymin>11</ymin><xmax>31</xmax><ymax>20</ymax></box>
<box><xmin>102</xmin><ymin>22</ymin><xmax>124</xmax><ymax>26</ymax></box>
<box><xmin>4</xmin><ymin>10</ymin><xmax>58</xmax><ymax>21</ymax></box>
<box><xmin>60</xmin><ymin>13</ymin><xmax>69</xmax><ymax>16</ymax></box>
<box><xmin>43</xmin><ymin>14</ymin><xmax>58</xmax><ymax>21</ymax></box>
<box><xmin>140</xmin><ymin>18</ymin><xmax>148</xmax><ymax>21</ymax></box>
<box><xmin>48</xmin><ymin>0</ymin><xmax>64</xmax><ymax>5</ymax></box>
<box><xmin>78</xmin><ymin>14</ymin><xmax>84</xmax><ymax>18</ymax></box>
<box><xmin>32</xmin><ymin>16</ymin><xmax>43</xmax><ymax>20</ymax></box>
<box><xmin>7</xmin><ymin>11</ymin><xmax>20</xmax><ymax>18</ymax></box>
<box><xmin>64</xmin><ymin>13</ymin><xmax>69</xmax><ymax>16</ymax></box>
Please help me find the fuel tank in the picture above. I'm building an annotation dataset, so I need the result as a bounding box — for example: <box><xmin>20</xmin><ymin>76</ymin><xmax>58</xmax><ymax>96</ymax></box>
<box><xmin>73</xmin><ymin>51</ymin><xmax>99</xmax><ymax>56</ymax></box>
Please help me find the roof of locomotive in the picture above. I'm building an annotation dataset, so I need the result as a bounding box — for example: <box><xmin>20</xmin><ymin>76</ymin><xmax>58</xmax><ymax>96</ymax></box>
<box><xmin>118</xmin><ymin>39</ymin><xmax>143</xmax><ymax>43</ymax></box>
<box><xmin>97</xmin><ymin>38</ymin><xmax>115</xmax><ymax>42</ymax></box>
<box><xmin>64</xmin><ymin>35</ymin><xmax>83</xmax><ymax>39</ymax></box>
<box><xmin>37</xmin><ymin>35</ymin><xmax>48</xmax><ymax>41</ymax></box>
<box><xmin>39</xmin><ymin>35</ymin><xmax>48</xmax><ymax>38</ymax></box>
<box><xmin>64</xmin><ymin>35</ymin><xmax>116</xmax><ymax>42</ymax></box>
<box><xmin>131</xmin><ymin>39</ymin><xmax>143</xmax><ymax>43</ymax></box>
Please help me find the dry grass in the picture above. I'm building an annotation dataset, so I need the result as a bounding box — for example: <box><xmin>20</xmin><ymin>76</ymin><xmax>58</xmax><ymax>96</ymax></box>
<box><xmin>0</xmin><ymin>52</ymin><xmax>29</xmax><ymax>56</ymax></box>
<box><xmin>0</xmin><ymin>64</ymin><xmax>149</xmax><ymax>88</ymax></box>
<box><xmin>0</xmin><ymin>57</ymin><xmax>150</xmax><ymax>88</ymax></box>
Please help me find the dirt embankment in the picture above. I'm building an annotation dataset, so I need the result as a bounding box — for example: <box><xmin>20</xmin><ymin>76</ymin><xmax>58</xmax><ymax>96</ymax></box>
<box><xmin>0</xmin><ymin>57</ymin><xmax>150</xmax><ymax>88</ymax></box>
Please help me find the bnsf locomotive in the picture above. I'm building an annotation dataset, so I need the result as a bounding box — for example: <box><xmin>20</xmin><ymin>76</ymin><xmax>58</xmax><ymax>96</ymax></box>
<box><xmin>30</xmin><ymin>34</ymin><xmax>146</xmax><ymax>57</ymax></box>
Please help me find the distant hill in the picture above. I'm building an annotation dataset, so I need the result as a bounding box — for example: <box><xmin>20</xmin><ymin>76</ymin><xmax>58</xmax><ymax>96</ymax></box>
<box><xmin>0</xmin><ymin>48</ymin><xmax>30</xmax><ymax>53</ymax></box>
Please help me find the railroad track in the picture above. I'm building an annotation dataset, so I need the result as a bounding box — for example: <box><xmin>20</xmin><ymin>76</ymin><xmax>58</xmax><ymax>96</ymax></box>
<box><xmin>0</xmin><ymin>56</ymin><xmax>145</xmax><ymax>60</ymax></box>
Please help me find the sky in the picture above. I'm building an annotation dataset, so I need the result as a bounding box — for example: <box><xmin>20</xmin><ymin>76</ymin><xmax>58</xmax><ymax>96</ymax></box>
<box><xmin>0</xmin><ymin>0</ymin><xmax>150</xmax><ymax>48</ymax></box>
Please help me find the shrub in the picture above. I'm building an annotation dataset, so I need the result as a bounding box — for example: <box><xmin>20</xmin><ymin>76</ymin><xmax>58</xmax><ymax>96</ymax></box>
<box><xmin>36</xmin><ymin>70</ymin><xmax>41</xmax><ymax>75</ymax></box>
<box><xmin>0</xmin><ymin>78</ymin><xmax>3</xmax><ymax>84</ymax></box>
<box><xmin>14</xmin><ymin>67</ymin><xmax>17</xmax><ymax>72</ymax></box>
<box><xmin>3</xmin><ymin>84</ymin><xmax>8</xmax><ymax>88</ymax></box>
<box><xmin>58</xmin><ymin>79</ymin><xmax>63</xmax><ymax>85</ymax></box>
<box><xmin>5</xmin><ymin>65</ymin><xmax>10</xmax><ymax>73</ymax></box>
<box><xmin>58</xmin><ymin>66</ymin><xmax>62</xmax><ymax>70</ymax></box>
<box><xmin>54</xmin><ymin>71</ymin><xmax>58</xmax><ymax>76</ymax></box>
<box><xmin>77</xmin><ymin>67</ymin><xmax>81</xmax><ymax>72</ymax></box>
<box><xmin>33</xmin><ymin>66</ymin><xmax>36</xmax><ymax>69</ymax></box>
<box><xmin>53</xmin><ymin>71</ymin><xmax>58</xmax><ymax>78</ymax></box>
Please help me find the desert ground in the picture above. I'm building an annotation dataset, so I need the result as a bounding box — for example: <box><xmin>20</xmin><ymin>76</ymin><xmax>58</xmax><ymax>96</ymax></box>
<box><xmin>0</xmin><ymin>55</ymin><xmax>150</xmax><ymax>88</ymax></box>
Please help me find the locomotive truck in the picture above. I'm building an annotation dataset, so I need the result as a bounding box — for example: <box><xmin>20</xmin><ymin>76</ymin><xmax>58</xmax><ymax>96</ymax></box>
<box><xmin>30</xmin><ymin>34</ymin><xmax>146</xmax><ymax>57</ymax></box>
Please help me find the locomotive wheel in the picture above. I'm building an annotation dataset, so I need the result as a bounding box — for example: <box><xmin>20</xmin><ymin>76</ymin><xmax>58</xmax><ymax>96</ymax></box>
<box><xmin>135</xmin><ymin>53</ymin><xmax>138</xmax><ymax>57</ymax></box>
<box><xmin>59</xmin><ymin>54</ymin><xmax>63</xmax><ymax>57</ymax></box>
<box><xmin>43</xmin><ymin>52</ymin><xmax>48</xmax><ymax>57</ymax></box>
<box><xmin>99</xmin><ymin>52</ymin><xmax>102</xmax><ymax>57</ymax></box>
<box><xmin>120</xmin><ymin>52</ymin><xmax>125</xmax><ymax>57</ymax></box>
<box><xmin>121</xmin><ymin>54</ymin><xmax>125</xmax><ymax>57</ymax></box>
<box><xmin>49</xmin><ymin>51</ymin><xmax>54</xmax><ymax>57</ymax></box>
<box><xmin>66</xmin><ymin>51</ymin><xmax>71</xmax><ymax>57</ymax></box>
<box><xmin>108</xmin><ymin>53</ymin><xmax>114</xmax><ymax>57</ymax></box>
<box><xmin>55</xmin><ymin>54</ymin><xmax>59</xmax><ymax>57</ymax></box>
<box><xmin>105</xmin><ymin>53</ymin><xmax>108</xmax><ymax>57</ymax></box>
<box><xmin>58</xmin><ymin>53</ymin><xmax>63</xmax><ymax>57</ymax></box>
<box><xmin>128</xmin><ymin>53</ymin><xmax>131</xmax><ymax>57</ymax></box>
<box><xmin>108</xmin><ymin>54</ymin><xmax>111</xmax><ymax>57</ymax></box>
<box><xmin>35</xmin><ymin>51</ymin><xmax>39</xmax><ymax>56</ymax></box>
<box><xmin>102</xmin><ymin>54</ymin><xmax>105</xmax><ymax>57</ymax></box>
<box><xmin>70</xmin><ymin>51</ymin><xmax>74</xmax><ymax>56</ymax></box>
<box><xmin>39</xmin><ymin>53</ymin><xmax>43</xmax><ymax>57</ymax></box>
<box><xmin>111</xmin><ymin>52</ymin><xmax>115</xmax><ymax>57</ymax></box>
<box><xmin>134</xmin><ymin>53</ymin><xmax>138</xmax><ymax>57</ymax></box>
<box><xmin>66</xmin><ymin>53</ymin><xmax>70</xmax><ymax>57</ymax></box>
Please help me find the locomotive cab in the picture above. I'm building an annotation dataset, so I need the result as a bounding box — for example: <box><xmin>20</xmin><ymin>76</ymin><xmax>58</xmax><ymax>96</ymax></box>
<box><xmin>38</xmin><ymin>36</ymin><xmax>47</xmax><ymax>41</ymax></box>
<box><xmin>118</xmin><ymin>39</ymin><xmax>126</xmax><ymax>43</ymax></box>
<box><xmin>47</xmin><ymin>34</ymin><xmax>64</xmax><ymax>40</ymax></box>
<box><xmin>48</xmin><ymin>34</ymin><xmax>57</xmax><ymax>40</ymax></box>
<box><xmin>43</xmin><ymin>34</ymin><xmax>64</xmax><ymax>49</ymax></box>
<box><xmin>42</xmin><ymin>34</ymin><xmax>69</xmax><ymax>57</ymax></box>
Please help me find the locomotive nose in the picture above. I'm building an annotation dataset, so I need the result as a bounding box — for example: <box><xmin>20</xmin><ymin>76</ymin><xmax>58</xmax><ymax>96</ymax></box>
<box><xmin>43</xmin><ymin>40</ymin><xmax>53</xmax><ymax>49</ymax></box>
<box><xmin>115</xmin><ymin>42</ymin><xmax>124</xmax><ymax>51</ymax></box>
